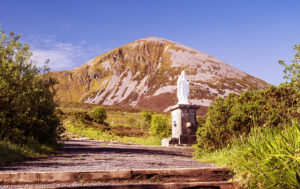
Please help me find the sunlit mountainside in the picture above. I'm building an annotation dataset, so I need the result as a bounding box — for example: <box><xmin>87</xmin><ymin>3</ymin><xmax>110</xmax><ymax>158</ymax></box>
<box><xmin>50</xmin><ymin>37</ymin><xmax>269</xmax><ymax>115</ymax></box>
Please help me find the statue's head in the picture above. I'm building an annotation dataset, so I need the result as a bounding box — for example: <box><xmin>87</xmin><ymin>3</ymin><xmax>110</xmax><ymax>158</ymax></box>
<box><xmin>181</xmin><ymin>70</ymin><xmax>186</xmax><ymax>78</ymax></box>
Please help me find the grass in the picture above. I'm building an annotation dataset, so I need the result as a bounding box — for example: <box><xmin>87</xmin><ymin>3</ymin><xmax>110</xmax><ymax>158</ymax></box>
<box><xmin>64</xmin><ymin>119</ymin><xmax>161</xmax><ymax>145</ymax></box>
<box><xmin>59</xmin><ymin>105</ymin><xmax>165</xmax><ymax>146</ymax></box>
<box><xmin>106</xmin><ymin>111</ymin><xmax>141</xmax><ymax>127</ymax></box>
<box><xmin>0</xmin><ymin>104</ymin><xmax>160</xmax><ymax>165</ymax></box>
<box><xmin>0</xmin><ymin>140</ymin><xmax>59</xmax><ymax>166</ymax></box>
<box><xmin>58</xmin><ymin>101</ymin><xmax>144</xmax><ymax>113</ymax></box>
<box><xmin>195</xmin><ymin>120</ymin><xmax>300</xmax><ymax>189</ymax></box>
<box><xmin>58</xmin><ymin>103</ymin><xmax>171</xmax><ymax>146</ymax></box>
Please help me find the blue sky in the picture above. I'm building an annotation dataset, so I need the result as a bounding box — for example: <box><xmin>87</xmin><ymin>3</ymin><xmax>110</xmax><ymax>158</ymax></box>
<box><xmin>1</xmin><ymin>0</ymin><xmax>299</xmax><ymax>85</ymax></box>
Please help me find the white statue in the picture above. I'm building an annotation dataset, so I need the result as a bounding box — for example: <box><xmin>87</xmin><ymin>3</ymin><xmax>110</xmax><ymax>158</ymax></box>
<box><xmin>177</xmin><ymin>70</ymin><xmax>190</xmax><ymax>104</ymax></box>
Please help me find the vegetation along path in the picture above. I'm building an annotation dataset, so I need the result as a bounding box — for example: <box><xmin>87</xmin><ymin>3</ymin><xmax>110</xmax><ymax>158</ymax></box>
<box><xmin>0</xmin><ymin>140</ymin><xmax>215</xmax><ymax>173</ymax></box>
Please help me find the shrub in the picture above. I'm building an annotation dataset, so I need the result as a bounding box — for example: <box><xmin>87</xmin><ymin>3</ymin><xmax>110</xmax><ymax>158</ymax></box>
<box><xmin>196</xmin><ymin>120</ymin><xmax>300</xmax><ymax>189</ymax></box>
<box><xmin>90</xmin><ymin>106</ymin><xmax>107</xmax><ymax>124</ymax></box>
<box><xmin>195</xmin><ymin>44</ymin><xmax>300</xmax><ymax>188</ymax></box>
<box><xmin>0</xmin><ymin>29</ymin><xmax>60</xmax><ymax>145</ymax></box>
<box><xmin>196</xmin><ymin>93</ymin><xmax>237</xmax><ymax>152</ymax></box>
<box><xmin>196</xmin><ymin>85</ymin><xmax>299</xmax><ymax>153</ymax></box>
<box><xmin>73</xmin><ymin>111</ymin><xmax>93</xmax><ymax>123</ymax></box>
<box><xmin>149</xmin><ymin>114</ymin><xmax>171</xmax><ymax>139</ymax></box>
<box><xmin>196</xmin><ymin>116</ymin><xmax>206</xmax><ymax>127</ymax></box>
<box><xmin>140</xmin><ymin>111</ymin><xmax>153</xmax><ymax>128</ymax></box>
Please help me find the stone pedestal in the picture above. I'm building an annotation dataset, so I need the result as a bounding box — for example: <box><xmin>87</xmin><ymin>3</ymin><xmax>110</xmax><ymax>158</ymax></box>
<box><xmin>162</xmin><ymin>104</ymin><xmax>200</xmax><ymax>146</ymax></box>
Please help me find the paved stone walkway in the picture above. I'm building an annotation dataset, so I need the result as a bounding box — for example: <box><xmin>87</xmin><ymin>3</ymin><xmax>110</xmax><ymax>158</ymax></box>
<box><xmin>0</xmin><ymin>140</ymin><xmax>215</xmax><ymax>173</ymax></box>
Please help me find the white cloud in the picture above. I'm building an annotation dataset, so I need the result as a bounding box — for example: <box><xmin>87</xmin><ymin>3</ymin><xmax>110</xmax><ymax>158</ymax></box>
<box><xmin>30</xmin><ymin>38</ymin><xmax>106</xmax><ymax>71</ymax></box>
<box><xmin>33</xmin><ymin>48</ymin><xmax>74</xmax><ymax>70</ymax></box>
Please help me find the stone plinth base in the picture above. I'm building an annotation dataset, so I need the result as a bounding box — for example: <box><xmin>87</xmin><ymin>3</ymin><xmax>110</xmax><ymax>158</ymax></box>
<box><xmin>163</xmin><ymin>104</ymin><xmax>200</xmax><ymax>146</ymax></box>
<box><xmin>161</xmin><ymin>135</ymin><xmax>196</xmax><ymax>147</ymax></box>
<box><xmin>161</xmin><ymin>138</ymin><xmax>178</xmax><ymax>147</ymax></box>
<box><xmin>179</xmin><ymin>135</ymin><xmax>197</xmax><ymax>145</ymax></box>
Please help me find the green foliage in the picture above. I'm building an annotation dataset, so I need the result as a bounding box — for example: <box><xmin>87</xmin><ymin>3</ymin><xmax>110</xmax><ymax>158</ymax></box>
<box><xmin>196</xmin><ymin>116</ymin><xmax>206</xmax><ymax>127</ymax></box>
<box><xmin>60</xmin><ymin>107</ymin><xmax>160</xmax><ymax>144</ymax></box>
<box><xmin>195</xmin><ymin>44</ymin><xmax>300</xmax><ymax>188</ymax></box>
<box><xmin>0</xmin><ymin>29</ymin><xmax>60</xmax><ymax>145</ymax></box>
<box><xmin>279</xmin><ymin>44</ymin><xmax>300</xmax><ymax>92</ymax></box>
<box><xmin>149</xmin><ymin>114</ymin><xmax>171</xmax><ymax>139</ymax></box>
<box><xmin>279</xmin><ymin>44</ymin><xmax>300</xmax><ymax>115</ymax></box>
<box><xmin>197</xmin><ymin>44</ymin><xmax>300</xmax><ymax>153</ymax></box>
<box><xmin>72</xmin><ymin>111</ymin><xmax>93</xmax><ymax>123</ymax></box>
<box><xmin>0</xmin><ymin>140</ymin><xmax>59</xmax><ymax>166</ymax></box>
<box><xmin>196</xmin><ymin>84</ymin><xmax>299</xmax><ymax>153</ymax></box>
<box><xmin>196</xmin><ymin>120</ymin><xmax>300</xmax><ymax>189</ymax></box>
<box><xmin>0</xmin><ymin>142</ymin><xmax>26</xmax><ymax>165</ymax></box>
<box><xmin>90</xmin><ymin>106</ymin><xmax>107</xmax><ymax>124</ymax></box>
<box><xmin>234</xmin><ymin>120</ymin><xmax>300</xmax><ymax>188</ymax></box>
<box><xmin>140</xmin><ymin>111</ymin><xmax>153</xmax><ymax>128</ymax></box>
<box><xmin>196</xmin><ymin>94</ymin><xmax>236</xmax><ymax>152</ymax></box>
<box><xmin>197</xmin><ymin>85</ymin><xmax>300</xmax><ymax>151</ymax></box>
<box><xmin>64</xmin><ymin>119</ymin><xmax>160</xmax><ymax>146</ymax></box>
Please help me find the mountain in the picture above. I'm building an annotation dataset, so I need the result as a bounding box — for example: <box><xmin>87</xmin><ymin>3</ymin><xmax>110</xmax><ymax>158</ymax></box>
<box><xmin>50</xmin><ymin>37</ymin><xmax>269</xmax><ymax>115</ymax></box>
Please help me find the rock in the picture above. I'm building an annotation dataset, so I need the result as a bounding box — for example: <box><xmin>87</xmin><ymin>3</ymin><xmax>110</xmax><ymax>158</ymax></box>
<box><xmin>161</xmin><ymin>138</ymin><xmax>179</xmax><ymax>147</ymax></box>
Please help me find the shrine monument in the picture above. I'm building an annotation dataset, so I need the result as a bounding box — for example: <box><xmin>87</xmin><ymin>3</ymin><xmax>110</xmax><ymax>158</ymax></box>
<box><xmin>162</xmin><ymin>71</ymin><xmax>200</xmax><ymax>146</ymax></box>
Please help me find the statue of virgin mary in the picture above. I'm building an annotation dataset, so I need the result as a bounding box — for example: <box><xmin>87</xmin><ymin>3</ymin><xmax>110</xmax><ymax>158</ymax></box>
<box><xmin>177</xmin><ymin>70</ymin><xmax>190</xmax><ymax>104</ymax></box>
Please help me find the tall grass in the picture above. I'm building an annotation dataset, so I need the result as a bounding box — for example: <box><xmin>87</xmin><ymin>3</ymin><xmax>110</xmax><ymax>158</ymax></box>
<box><xmin>197</xmin><ymin>120</ymin><xmax>300</xmax><ymax>189</ymax></box>
<box><xmin>0</xmin><ymin>140</ymin><xmax>58</xmax><ymax>166</ymax></box>
<box><xmin>235</xmin><ymin>120</ymin><xmax>300</xmax><ymax>188</ymax></box>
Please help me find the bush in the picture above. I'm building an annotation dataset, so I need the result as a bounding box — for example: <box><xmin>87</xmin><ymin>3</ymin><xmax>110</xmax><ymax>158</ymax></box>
<box><xmin>196</xmin><ymin>120</ymin><xmax>300</xmax><ymax>189</ymax></box>
<box><xmin>196</xmin><ymin>84</ymin><xmax>299</xmax><ymax>153</ymax></box>
<box><xmin>0</xmin><ymin>29</ymin><xmax>61</xmax><ymax>145</ymax></box>
<box><xmin>140</xmin><ymin>111</ymin><xmax>153</xmax><ymax>128</ymax></box>
<box><xmin>149</xmin><ymin>114</ymin><xmax>171</xmax><ymax>139</ymax></box>
<box><xmin>90</xmin><ymin>106</ymin><xmax>107</xmax><ymax>124</ymax></box>
<box><xmin>195</xmin><ymin>44</ymin><xmax>300</xmax><ymax>188</ymax></box>
<box><xmin>196</xmin><ymin>116</ymin><xmax>206</xmax><ymax>127</ymax></box>
<box><xmin>72</xmin><ymin>111</ymin><xmax>93</xmax><ymax>123</ymax></box>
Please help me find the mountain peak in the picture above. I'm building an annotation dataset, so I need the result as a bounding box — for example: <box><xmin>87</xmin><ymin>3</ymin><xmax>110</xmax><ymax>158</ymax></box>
<box><xmin>134</xmin><ymin>37</ymin><xmax>203</xmax><ymax>54</ymax></box>
<box><xmin>50</xmin><ymin>37</ymin><xmax>269</xmax><ymax>115</ymax></box>
<box><xmin>138</xmin><ymin>36</ymin><xmax>171</xmax><ymax>43</ymax></box>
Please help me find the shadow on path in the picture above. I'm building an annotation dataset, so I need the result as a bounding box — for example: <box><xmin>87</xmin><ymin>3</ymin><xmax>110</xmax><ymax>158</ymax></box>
<box><xmin>63</xmin><ymin>142</ymin><xmax>192</xmax><ymax>157</ymax></box>
<box><xmin>0</xmin><ymin>140</ymin><xmax>205</xmax><ymax>172</ymax></box>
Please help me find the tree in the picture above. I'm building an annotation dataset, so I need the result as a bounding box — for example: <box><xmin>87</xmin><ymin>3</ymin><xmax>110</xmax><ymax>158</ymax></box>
<box><xmin>278</xmin><ymin>44</ymin><xmax>300</xmax><ymax>113</ymax></box>
<box><xmin>0</xmin><ymin>29</ymin><xmax>60</xmax><ymax>145</ymax></box>
<box><xmin>279</xmin><ymin>44</ymin><xmax>300</xmax><ymax>91</ymax></box>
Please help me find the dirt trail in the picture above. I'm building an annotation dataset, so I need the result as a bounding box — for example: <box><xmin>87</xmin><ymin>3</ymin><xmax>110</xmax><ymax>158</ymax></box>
<box><xmin>0</xmin><ymin>140</ymin><xmax>214</xmax><ymax>173</ymax></box>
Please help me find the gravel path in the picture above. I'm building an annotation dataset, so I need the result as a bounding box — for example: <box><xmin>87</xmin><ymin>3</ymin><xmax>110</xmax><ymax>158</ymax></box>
<box><xmin>0</xmin><ymin>140</ymin><xmax>215</xmax><ymax>173</ymax></box>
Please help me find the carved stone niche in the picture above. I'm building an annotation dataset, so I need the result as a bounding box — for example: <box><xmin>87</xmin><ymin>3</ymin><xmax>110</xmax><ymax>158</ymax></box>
<box><xmin>162</xmin><ymin>104</ymin><xmax>200</xmax><ymax>146</ymax></box>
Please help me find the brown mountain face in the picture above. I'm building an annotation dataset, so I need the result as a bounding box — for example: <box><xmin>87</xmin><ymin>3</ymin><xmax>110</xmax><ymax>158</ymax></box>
<box><xmin>50</xmin><ymin>37</ymin><xmax>269</xmax><ymax>115</ymax></box>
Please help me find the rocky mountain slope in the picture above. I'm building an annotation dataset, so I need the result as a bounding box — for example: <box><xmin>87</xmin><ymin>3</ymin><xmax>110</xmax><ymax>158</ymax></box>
<box><xmin>50</xmin><ymin>37</ymin><xmax>269</xmax><ymax>115</ymax></box>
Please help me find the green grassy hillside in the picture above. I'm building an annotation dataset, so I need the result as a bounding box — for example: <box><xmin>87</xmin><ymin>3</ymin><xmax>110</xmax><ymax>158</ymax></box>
<box><xmin>58</xmin><ymin>102</ymin><xmax>171</xmax><ymax>146</ymax></box>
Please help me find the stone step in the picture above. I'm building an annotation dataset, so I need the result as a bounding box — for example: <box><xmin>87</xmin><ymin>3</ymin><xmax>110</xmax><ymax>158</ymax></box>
<box><xmin>0</xmin><ymin>167</ymin><xmax>234</xmax><ymax>186</ymax></box>
<box><xmin>1</xmin><ymin>181</ymin><xmax>238</xmax><ymax>189</ymax></box>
